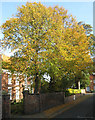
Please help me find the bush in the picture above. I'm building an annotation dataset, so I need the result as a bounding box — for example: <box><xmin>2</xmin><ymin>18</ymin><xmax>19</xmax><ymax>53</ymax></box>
<box><xmin>11</xmin><ymin>99</ymin><xmax>24</xmax><ymax>115</ymax></box>
<box><xmin>2</xmin><ymin>90</ymin><xmax>8</xmax><ymax>95</ymax></box>
<box><xmin>65</xmin><ymin>90</ymin><xmax>74</xmax><ymax>97</ymax></box>
<box><xmin>65</xmin><ymin>89</ymin><xmax>81</xmax><ymax>97</ymax></box>
<box><xmin>93</xmin><ymin>90</ymin><xmax>95</xmax><ymax>93</ymax></box>
<box><xmin>68</xmin><ymin>89</ymin><xmax>81</xmax><ymax>94</ymax></box>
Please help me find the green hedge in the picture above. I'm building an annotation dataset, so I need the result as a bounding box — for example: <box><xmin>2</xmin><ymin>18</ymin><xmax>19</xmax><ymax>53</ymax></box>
<box><xmin>67</xmin><ymin>89</ymin><xmax>81</xmax><ymax>94</ymax></box>
<box><xmin>11</xmin><ymin>99</ymin><xmax>24</xmax><ymax>115</ymax></box>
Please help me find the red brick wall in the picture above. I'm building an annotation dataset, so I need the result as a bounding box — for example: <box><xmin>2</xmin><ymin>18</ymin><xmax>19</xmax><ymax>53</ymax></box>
<box><xmin>89</xmin><ymin>74</ymin><xmax>95</xmax><ymax>91</ymax></box>
<box><xmin>23</xmin><ymin>91</ymin><xmax>65</xmax><ymax>114</ymax></box>
<box><xmin>2</xmin><ymin>95</ymin><xmax>11</xmax><ymax>118</ymax></box>
<box><xmin>2</xmin><ymin>73</ymin><xmax>8</xmax><ymax>93</ymax></box>
<box><xmin>2</xmin><ymin>72</ymin><xmax>31</xmax><ymax>101</ymax></box>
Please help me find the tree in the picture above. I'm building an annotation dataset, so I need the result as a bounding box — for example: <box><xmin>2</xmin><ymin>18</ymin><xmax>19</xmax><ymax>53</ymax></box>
<box><xmin>80</xmin><ymin>72</ymin><xmax>90</xmax><ymax>89</ymax></box>
<box><xmin>73</xmin><ymin>22</ymin><xmax>93</xmax><ymax>89</ymax></box>
<box><xmin>78</xmin><ymin>21</ymin><xmax>94</xmax><ymax>55</ymax></box>
<box><xmin>1</xmin><ymin>2</ymin><xmax>93</xmax><ymax>93</ymax></box>
<box><xmin>40</xmin><ymin>79</ymin><xmax>49</xmax><ymax>93</ymax></box>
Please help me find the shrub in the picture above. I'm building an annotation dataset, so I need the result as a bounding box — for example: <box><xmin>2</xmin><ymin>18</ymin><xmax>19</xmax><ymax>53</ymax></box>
<box><xmin>68</xmin><ymin>89</ymin><xmax>81</xmax><ymax>94</ymax></box>
<box><xmin>11</xmin><ymin>99</ymin><xmax>24</xmax><ymax>115</ymax></box>
<box><xmin>65</xmin><ymin>90</ymin><xmax>74</xmax><ymax>97</ymax></box>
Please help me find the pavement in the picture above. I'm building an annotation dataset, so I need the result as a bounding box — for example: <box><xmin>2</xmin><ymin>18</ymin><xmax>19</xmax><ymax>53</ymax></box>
<box><xmin>11</xmin><ymin>93</ymin><xmax>93</xmax><ymax>119</ymax></box>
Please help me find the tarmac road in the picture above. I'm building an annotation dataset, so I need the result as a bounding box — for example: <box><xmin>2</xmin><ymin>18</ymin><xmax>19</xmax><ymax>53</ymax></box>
<box><xmin>10</xmin><ymin>93</ymin><xmax>95</xmax><ymax>120</ymax></box>
<box><xmin>54</xmin><ymin>93</ymin><xmax>95</xmax><ymax>119</ymax></box>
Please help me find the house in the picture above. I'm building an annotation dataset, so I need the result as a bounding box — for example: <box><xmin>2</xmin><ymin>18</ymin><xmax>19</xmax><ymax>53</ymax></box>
<box><xmin>2</xmin><ymin>69</ymin><xmax>34</xmax><ymax>101</ymax></box>
<box><xmin>86</xmin><ymin>73</ymin><xmax>95</xmax><ymax>92</ymax></box>
<box><xmin>1</xmin><ymin>54</ymin><xmax>50</xmax><ymax>101</ymax></box>
<box><xmin>1</xmin><ymin>54</ymin><xmax>33</xmax><ymax>101</ymax></box>
<box><xmin>86</xmin><ymin>57</ymin><xmax>95</xmax><ymax>92</ymax></box>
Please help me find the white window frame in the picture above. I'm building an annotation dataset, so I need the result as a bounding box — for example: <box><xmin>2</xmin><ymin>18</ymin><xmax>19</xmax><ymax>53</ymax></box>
<box><xmin>8</xmin><ymin>87</ymin><xmax>12</xmax><ymax>100</ymax></box>
<box><xmin>16</xmin><ymin>87</ymin><xmax>19</xmax><ymax>100</ymax></box>
<box><xmin>28</xmin><ymin>85</ymin><xmax>31</xmax><ymax>91</ymax></box>
<box><xmin>16</xmin><ymin>77</ymin><xmax>19</xmax><ymax>85</ymax></box>
<box><xmin>8</xmin><ymin>75</ymin><xmax>12</xmax><ymax>85</ymax></box>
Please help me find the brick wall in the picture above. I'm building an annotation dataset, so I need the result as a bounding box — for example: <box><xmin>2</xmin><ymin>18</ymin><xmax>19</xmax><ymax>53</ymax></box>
<box><xmin>23</xmin><ymin>90</ymin><xmax>65</xmax><ymax>114</ymax></box>
<box><xmin>2</xmin><ymin>73</ymin><xmax>8</xmax><ymax>93</ymax></box>
<box><xmin>2</xmin><ymin>95</ymin><xmax>11</xmax><ymax>119</ymax></box>
<box><xmin>40</xmin><ymin>92</ymin><xmax>64</xmax><ymax>112</ymax></box>
<box><xmin>64</xmin><ymin>93</ymin><xmax>83</xmax><ymax>103</ymax></box>
<box><xmin>23</xmin><ymin>91</ymin><xmax>83</xmax><ymax>115</ymax></box>
<box><xmin>23</xmin><ymin>91</ymin><xmax>40</xmax><ymax>114</ymax></box>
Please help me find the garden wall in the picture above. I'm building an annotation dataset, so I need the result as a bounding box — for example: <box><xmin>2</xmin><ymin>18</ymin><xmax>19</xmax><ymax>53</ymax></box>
<box><xmin>23</xmin><ymin>90</ymin><xmax>83</xmax><ymax>115</ymax></box>
<box><xmin>2</xmin><ymin>94</ymin><xmax>11</xmax><ymax>119</ymax></box>
<box><xmin>23</xmin><ymin>91</ymin><xmax>65</xmax><ymax>114</ymax></box>
<box><xmin>64</xmin><ymin>93</ymin><xmax>83</xmax><ymax>103</ymax></box>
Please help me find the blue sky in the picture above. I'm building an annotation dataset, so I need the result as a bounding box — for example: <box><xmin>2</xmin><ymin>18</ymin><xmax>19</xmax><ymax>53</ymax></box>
<box><xmin>1</xmin><ymin>2</ymin><xmax>93</xmax><ymax>56</ymax></box>
<box><xmin>1</xmin><ymin>2</ymin><xmax>93</xmax><ymax>26</ymax></box>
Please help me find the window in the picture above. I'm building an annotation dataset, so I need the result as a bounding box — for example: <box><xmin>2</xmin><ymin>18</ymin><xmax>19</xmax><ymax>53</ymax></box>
<box><xmin>24</xmin><ymin>75</ymin><xmax>28</xmax><ymax>90</ymax></box>
<box><xmin>8</xmin><ymin>87</ymin><xmax>12</xmax><ymax>100</ymax></box>
<box><xmin>43</xmin><ymin>73</ymin><xmax>50</xmax><ymax>82</ymax></box>
<box><xmin>28</xmin><ymin>85</ymin><xmax>31</xmax><ymax>91</ymax></box>
<box><xmin>16</xmin><ymin>87</ymin><xmax>19</xmax><ymax>100</ymax></box>
<box><xmin>16</xmin><ymin>77</ymin><xmax>19</xmax><ymax>85</ymax></box>
<box><xmin>8</xmin><ymin>75</ymin><xmax>12</xmax><ymax>84</ymax></box>
<box><xmin>86</xmin><ymin>87</ymin><xmax>90</xmax><ymax>91</ymax></box>
<box><xmin>32</xmin><ymin>88</ymin><xmax>34</xmax><ymax>93</ymax></box>
<box><xmin>94</xmin><ymin>80</ymin><xmax>95</xmax><ymax>83</ymax></box>
<box><xmin>94</xmin><ymin>86</ymin><xmax>95</xmax><ymax>90</ymax></box>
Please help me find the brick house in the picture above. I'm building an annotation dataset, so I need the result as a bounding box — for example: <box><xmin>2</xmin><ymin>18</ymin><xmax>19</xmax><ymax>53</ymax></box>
<box><xmin>86</xmin><ymin>73</ymin><xmax>95</xmax><ymax>92</ymax></box>
<box><xmin>86</xmin><ymin>56</ymin><xmax>95</xmax><ymax>92</ymax></box>
<box><xmin>2</xmin><ymin>69</ymin><xmax>33</xmax><ymax>101</ymax></box>
<box><xmin>1</xmin><ymin>54</ymin><xmax>33</xmax><ymax>101</ymax></box>
<box><xmin>1</xmin><ymin>54</ymin><xmax>50</xmax><ymax>101</ymax></box>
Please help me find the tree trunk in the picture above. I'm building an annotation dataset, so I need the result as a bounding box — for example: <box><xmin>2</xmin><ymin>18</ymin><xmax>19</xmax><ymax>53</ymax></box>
<box><xmin>34</xmin><ymin>72</ymin><xmax>40</xmax><ymax>94</ymax></box>
<box><xmin>49</xmin><ymin>76</ymin><xmax>56</xmax><ymax>92</ymax></box>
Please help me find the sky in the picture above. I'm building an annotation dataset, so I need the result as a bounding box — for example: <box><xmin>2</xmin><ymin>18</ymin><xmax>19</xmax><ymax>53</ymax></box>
<box><xmin>0</xmin><ymin>1</ymin><xmax>93</xmax><ymax>56</ymax></box>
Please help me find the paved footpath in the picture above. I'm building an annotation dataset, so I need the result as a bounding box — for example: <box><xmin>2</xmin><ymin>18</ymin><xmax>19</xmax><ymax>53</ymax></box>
<box><xmin>11</xmin><ymin>94</ymin><xmax>94</xmax><ymax>119</ymax></box>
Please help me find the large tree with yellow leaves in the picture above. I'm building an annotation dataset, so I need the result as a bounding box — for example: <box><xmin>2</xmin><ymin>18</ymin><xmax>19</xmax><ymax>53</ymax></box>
<box><xmin>1</xmin><ymin>2</ymin><xmax>93</xmax><ymax>93</ymax></box>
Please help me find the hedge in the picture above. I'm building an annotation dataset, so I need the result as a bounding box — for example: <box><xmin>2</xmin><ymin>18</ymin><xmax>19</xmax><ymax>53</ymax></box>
<box><xmin>67</xmin><ymin>89</ymin><xmax>81</xmax><ymax>94</ymax></box>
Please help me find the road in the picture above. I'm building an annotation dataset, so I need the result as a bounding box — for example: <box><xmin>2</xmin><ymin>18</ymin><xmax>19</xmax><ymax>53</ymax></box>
<box><xmin>53</xmin><ymin>94</ymin><xmax>95</xmax><ymax>119</ymax></box>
